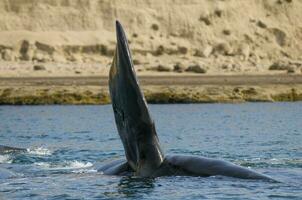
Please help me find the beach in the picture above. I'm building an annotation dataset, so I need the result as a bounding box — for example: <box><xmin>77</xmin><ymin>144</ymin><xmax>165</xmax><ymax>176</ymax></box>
<box><xmin>1</xmin><ymin>74</ymin><xmax>301</xmax><ymax>104</ymax></box>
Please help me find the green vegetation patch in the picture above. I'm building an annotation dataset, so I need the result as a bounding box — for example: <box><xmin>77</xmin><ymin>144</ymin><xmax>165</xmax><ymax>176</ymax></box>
<box><xmin>272</xmin><ymin>88</ymin><xmax>302</xmax><ymax>102</ymax></box>
<box><xmin>1</xmin><ymin>86</ymin><xmax>302</xmax><ymax>105</ymax></box>
<box><xmin>0</xmin><ymin>89</ymin><xmax>110</xmax><ymax>105</ymax></box>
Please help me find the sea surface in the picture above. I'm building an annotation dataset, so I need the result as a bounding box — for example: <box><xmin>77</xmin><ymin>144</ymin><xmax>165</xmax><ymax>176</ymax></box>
<box><xmin>0</xmin><ymin>103</ymin><xmax>301</xmax><ymax>199</ymax></box>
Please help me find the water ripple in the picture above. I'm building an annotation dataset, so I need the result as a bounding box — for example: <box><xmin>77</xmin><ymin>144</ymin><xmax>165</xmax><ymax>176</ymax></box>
<box><xmin>0</xmin><ymin>103</ymin><xmax>301</xmax><ymax>199</ymax></box>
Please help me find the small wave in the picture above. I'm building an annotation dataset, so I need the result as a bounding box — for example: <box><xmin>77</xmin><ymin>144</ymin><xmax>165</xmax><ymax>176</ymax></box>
<box><xmin>240</xmin><ymin>158</ymin><xmax>302</xmax><ymax>168</ymax></box>
<box><xmin>253</xmin><ymin>158</ymin><xmax>302</xmax><ymax>165</ymax></box>
<box><xmin>27</xmin><ymin>147</ymin><xmax>52</xmax><ymax>156</ymax></box>
<box><xmin>68</xmin><ymin>161</ymin><xmax>93</xmax><ymax>169</ymax></box>
<box><xmin>35</xmin><ymin>161</ymin><xmax>93</xmax><ymax>170</ymax></box>
<box><xmin>72</xmin><ymin>169</ymin><xmax>97</xmax><ymax>174</ymax></box>
<box><xmin>0</xmin><ymin>155</ymin><xmax>12</xmax><ymax>164</ymax></box>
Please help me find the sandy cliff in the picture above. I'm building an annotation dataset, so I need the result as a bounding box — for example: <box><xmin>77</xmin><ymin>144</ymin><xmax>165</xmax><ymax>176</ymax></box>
<box><xmin>0</xmin><ymin>0</ymin><xmax>302</xmax><ymax>76</ymax></box>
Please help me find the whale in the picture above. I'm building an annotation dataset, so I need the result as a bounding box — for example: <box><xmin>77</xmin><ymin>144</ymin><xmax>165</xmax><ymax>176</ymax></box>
<box><xmin>0</xmin><ymin>145</ymin><xmax>26</xmax><ymax>154</ymax></box>
<box><xmin>0</xmin><ymin>145</ymin><xmax>26</xmax><ymax>179</ymax></box>
<box><xmin>99</xmin><ymin>21</ymin><xmax>274</xmax><ymax>181</ymax></box>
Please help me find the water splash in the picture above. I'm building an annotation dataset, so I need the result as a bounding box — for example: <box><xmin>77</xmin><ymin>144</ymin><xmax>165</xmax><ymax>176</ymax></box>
<box><xmin>27</xmin><ymin>147</ymin><xmax>52</xmax><ymax>156</ymax></box>
<box><xmin>72</xmin><ymin>168</ymin><xmax>97</xmax><ymax>174</ymax></box>
<box><xmin>35</xmin><ymin>160</ymin><xmax>93</xmax><ymax>170</ymax></box>
<box><xmin>0</xmin><ymin>155</ymin><xmax>12</xmax><ymax>164</ymax></box>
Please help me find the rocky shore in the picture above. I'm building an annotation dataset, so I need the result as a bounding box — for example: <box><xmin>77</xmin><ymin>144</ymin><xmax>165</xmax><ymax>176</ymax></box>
<box><xmin>1</xmin><ymin>85</ymin><xmax>302</xmax><ymax>105</ymax></box>
<box><xmin>1</xmin><ymin>76</ymin><xmax>301</xmax><ymax>105</ymax></box>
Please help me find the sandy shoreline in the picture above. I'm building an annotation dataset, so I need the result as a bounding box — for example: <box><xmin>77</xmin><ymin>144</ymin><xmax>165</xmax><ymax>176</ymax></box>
<box><xmin>1</xmin><ymin>74</ymin><xmax>302</xmax><ymax>86</ymax></box>
<box><xmin>1</xmin><ymin>75</ymin><xmax>301</xmax><ymax>105</ymax></box>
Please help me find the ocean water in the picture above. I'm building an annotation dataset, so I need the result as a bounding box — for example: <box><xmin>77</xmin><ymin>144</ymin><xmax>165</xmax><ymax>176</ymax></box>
<box><xmin>0</xmin><ymin>103</ymin><xmax>301</xmax><ymax>199</ymax></box>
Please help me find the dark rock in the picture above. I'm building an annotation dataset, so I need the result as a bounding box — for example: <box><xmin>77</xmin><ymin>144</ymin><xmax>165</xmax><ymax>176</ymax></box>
<box><xmin>173</xmin><ymin>63</ymin><xmax>186</xmax><ymax>72</ymax></box>
<box><xmin>186</xmin><ymin>64</ymin><xmax>207</xmax><ymax>73</ymax></box>
<box><xmin>157</xmin><ymin>64</ymin><xmax>173</xmax><ymax>72</ymax></box>
<box><xmin>178</xmin><ymin>46</ymin><xmax>188</xmax><ymax>54</ymax></box>
<box><xmin>133</xmin><ymin>59</ymin><xmax>141</xmax><ymax>65</ymax></box>
<box><xmin>257</xmin><ymin>20</ymin><xmax>267</xmax><ymax>29</ymax></box>
<box><xmin>269</xmin><ymin>61</ymin><xmax>297</xmax><ymax>73</ymax></box>
<box><xmin>287</xmin><ymin>66</ymin><xmax>296</xmax><ymax>73</ymax></box>
<box><xmin>214</xmin><ymin>43</ymin><xmax>233</xmax><ymax>56</ymax></box>
<box><xmin>223</xmin><ymin>29</ymin><xmax>231</xmax><ymax>35</ymax></box>
<box><xmin>33</xmin><ymin>65</ymin><xmax>46</xmax><ymax>71</ymax></box>
<box><xmin>19</xmin><ymin>40</ymin><xmax>31</xmax><ymax>61</ymax></box>
<box><xmin>154</xmin><ymin>45</ymin><xmax>165</xmax><ymax>56</ymax></box>
<box><xmin>270</xmin><ymin>28</ymin><xmax>287</xmax><ymax>47</ymax></box>
<box><xmin>269</xmin><ymin>61</ymin><xmax>291</xmax><ymax>71</ymax></box>
<box><xmin>151</xmin><ymin>24</ymin><xmax>159</xmax><ymax>31</ymax></box>
<box><xmin>221</xmin><ymin>63</ymin><xmax>232</xmax><ymax>70</ymax></box>
<box><xmin>199</xmin><ymin>16</ymin><xmax>211</xmax><ymax>25</ymax></box>
<box><xmin>214</xmin><ymin>9</ymin><xmax>223</xmax><ymax>17</ymax></box>
<box><xmin>35</xmin><ymin>42</ymin><xmax>55</xmax><ymax>54</ymax></box>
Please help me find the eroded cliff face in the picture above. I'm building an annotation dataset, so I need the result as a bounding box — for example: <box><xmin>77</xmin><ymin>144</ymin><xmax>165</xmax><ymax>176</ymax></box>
<box><xmin>0</xmin><ymin>0</ymin><xmax>301</xmax><ymax>73</ymax></box>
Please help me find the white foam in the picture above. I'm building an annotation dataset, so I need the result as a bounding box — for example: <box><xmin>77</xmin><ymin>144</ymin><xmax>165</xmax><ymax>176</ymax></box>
<box><xmin>0</xmin><ymin>155</ymin><xmax>12</xmax><ymax>164</ymax></box>
<box><xmin>68</xmin><ymin>161</ymin><xmax>93</xmax><ymax>169</ymax></box>
<box><xmin>35</xmin><ymin>160</ymin><xmax>93</xmax><ymax>170</ymax></box>
<box><xmin>27</xmin><ymin>147</ymin><xmax>52</xmax><ymax>156</ymax></box>
<box><xmin>269</xmin><ymin>158</ymin><xmax>282</xmax><ymax>164</ymax></box>
<box><xmin>72</xmin><ymin>168</ymin><xmax>97</xmax><ymax>174</ymax></box>
<box><xmin>35</xmin><ymin>162</ymin><xmax>50</xmax><ymax>168</ymax></box>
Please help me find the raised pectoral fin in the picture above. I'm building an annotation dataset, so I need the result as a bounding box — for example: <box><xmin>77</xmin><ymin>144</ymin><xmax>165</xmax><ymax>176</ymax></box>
<box><xmin>109</xmin><ymin>21</ymin><xmax>164</xmax><ymax>175</ymax></box>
